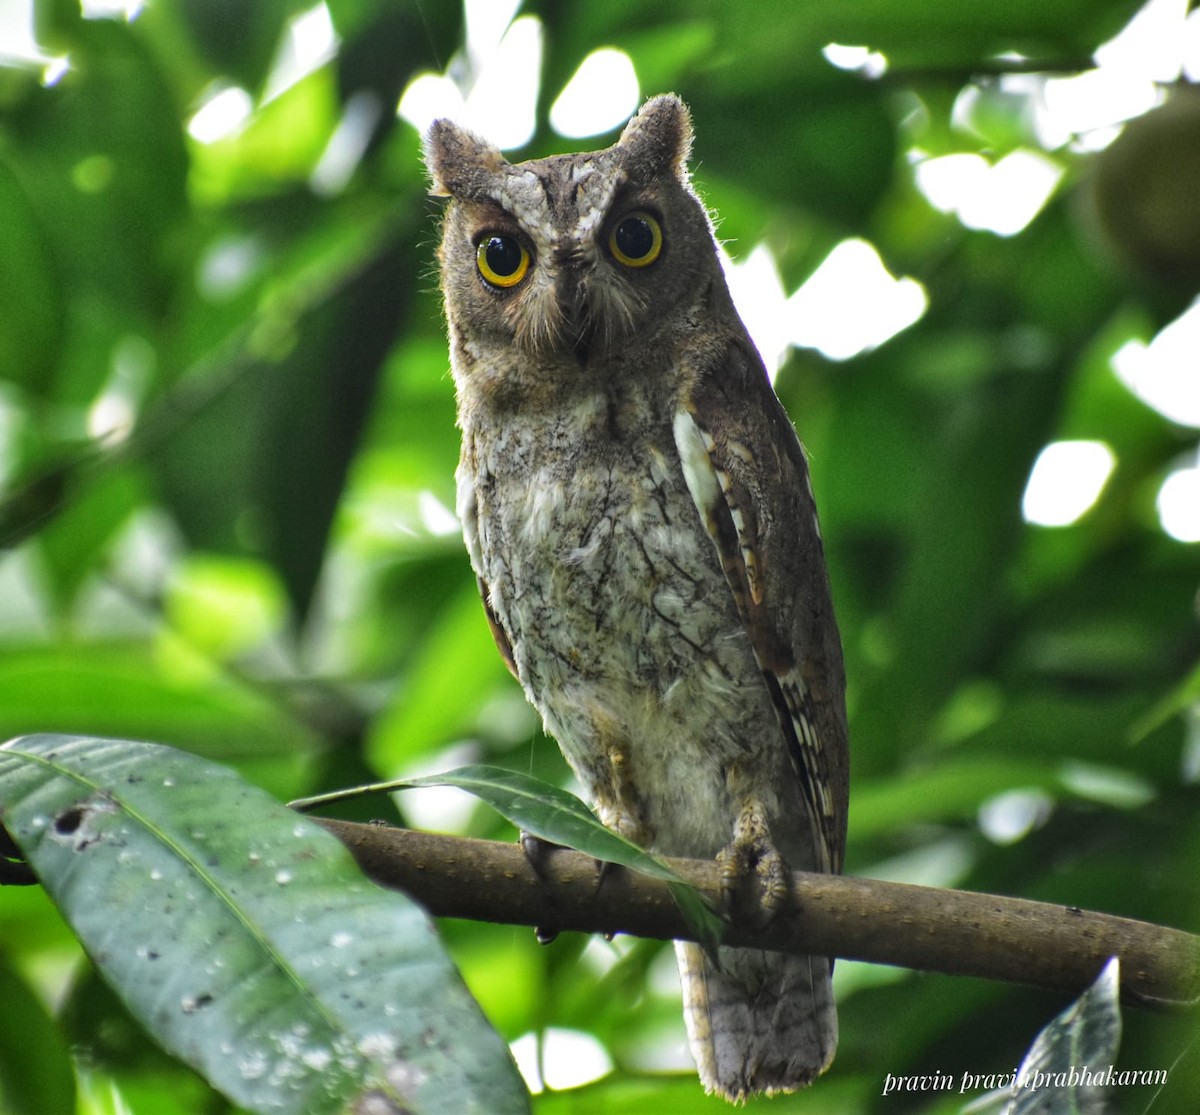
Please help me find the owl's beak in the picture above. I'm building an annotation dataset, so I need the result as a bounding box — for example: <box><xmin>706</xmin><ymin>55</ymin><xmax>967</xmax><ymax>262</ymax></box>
<box><xmin>556</xmin><ymin>270</ymin><xmax>593</xmax><ymax>364</ymax></box>
<box><xmin>566</xmin><ymin>311</ymin><xmax>593</xmax><ymax>364</ymax></box>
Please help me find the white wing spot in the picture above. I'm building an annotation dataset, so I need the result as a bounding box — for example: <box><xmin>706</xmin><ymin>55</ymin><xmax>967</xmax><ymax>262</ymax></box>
<box><xmin>673</xmin><ymin>409</ymin><xmax>722</xmax><ymax>523</ymax></box>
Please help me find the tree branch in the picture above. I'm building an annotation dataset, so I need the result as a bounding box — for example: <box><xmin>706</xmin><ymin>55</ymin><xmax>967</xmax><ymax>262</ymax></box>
<box><xmin>315</xmin><ymin>818</ymin><xmax>1200</xmax><ymax>1010</ymax></box>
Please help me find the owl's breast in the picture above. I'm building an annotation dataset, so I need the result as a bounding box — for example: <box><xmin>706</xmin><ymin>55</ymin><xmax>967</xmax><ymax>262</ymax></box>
<box><xmin>473</xmin><ymin>416</ymin><xmax>733</xmax><ymax>689</ymax></box>
<box><xmin>461</xmin><ymin>405</ymin><xmax>786</xmax><ymax>857</ymax></box>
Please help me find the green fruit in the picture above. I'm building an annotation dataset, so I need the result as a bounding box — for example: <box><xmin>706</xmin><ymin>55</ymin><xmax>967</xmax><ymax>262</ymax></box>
<box><xmin>1092</xmin><ymin>87</ymin><xmax>1200</xmax><ymax>287</ymax></box>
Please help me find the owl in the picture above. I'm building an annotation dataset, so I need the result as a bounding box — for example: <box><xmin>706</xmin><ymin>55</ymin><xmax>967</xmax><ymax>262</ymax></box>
<box><xmin>423</xmin><ymin>94</ymin><xmax>849</xmax><ymax>1102</ymax></box>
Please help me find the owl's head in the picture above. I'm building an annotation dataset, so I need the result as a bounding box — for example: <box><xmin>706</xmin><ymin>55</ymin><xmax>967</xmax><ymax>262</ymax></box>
<box><xmin>424</xmin><ymin>95</ymin><xmax>721</xmax><ymax>369</ymax></box>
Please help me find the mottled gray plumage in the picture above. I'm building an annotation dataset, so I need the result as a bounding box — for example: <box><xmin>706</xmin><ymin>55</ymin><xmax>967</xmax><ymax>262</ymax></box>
<box><xmin>424</xmin><ymin>94</ymin><xmax>848</xmax><ymax>1102</ymax></box>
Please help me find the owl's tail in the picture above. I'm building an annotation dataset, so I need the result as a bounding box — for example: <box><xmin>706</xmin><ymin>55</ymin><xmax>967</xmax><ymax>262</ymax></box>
<box><xmin>675</xmin><ymin>941</ymin><xmax>837</xmax><ymax>1101</ymax></box>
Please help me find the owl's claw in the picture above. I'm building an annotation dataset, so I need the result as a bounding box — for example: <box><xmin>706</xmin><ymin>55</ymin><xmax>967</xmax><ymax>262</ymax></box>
<box><xmin>519</xmin><ymin>829</ymin><xmax>558</xmax><ymax>876</ymax></box>
<box><xmin>717</xmin><ymin>803</ymin><xmax>790</xmax><ymax>927</ymax></box>
<box><xmin>595</xmin><ymin>857</ymin><xmax>620</xmax><ymax>890</ymax></box>
<box><xmin>519</xmin><ymin>830</ymin><xmax>561</xmax><ymax>944</ymax></box>
<box><xmin>595</xmin><ymin>860</ymin><xmax>622</xmax><ymax>940</ymax></box>
<box><xmin>521</xmin><ymin>833</ymin><xmax>619</xmax><ymax>942</ymax></box>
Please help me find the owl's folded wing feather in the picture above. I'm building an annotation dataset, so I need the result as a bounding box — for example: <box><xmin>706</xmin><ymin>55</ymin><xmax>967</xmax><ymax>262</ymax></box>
<box><xmin>477</xmin><ymin>574</ymin><xmax>519</xmax><ymax>679</ymax></box>
<box><xmin>673</xmin><ymin>333</ymin><xmax>849</xmax><ymax>873</ymax></box>
<box><xmin>456</xmin><ymin>451</ymin><xmax>520</xmax><ymax>681</ymax></box>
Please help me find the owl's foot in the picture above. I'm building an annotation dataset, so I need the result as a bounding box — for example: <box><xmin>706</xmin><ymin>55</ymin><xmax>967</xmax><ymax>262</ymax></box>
<box><xmin>521</xmin><ymin>829</ymin><xmax>613</xmax><ymax>883</ymax></box>
<box><xmin>716</xmin><ymin>801</ymin><xmax>790</xmax><ymax>928</ymax></box>
<box><xmin>519</xmin><ymin>829</ymin><xmax>559</xmax><ymax>875</ymax></box>
<box><xmin>519</xmin><ymin>830</ymin><xmax>562</xmax><ymax>944</ymax></box>
<box><xmin>520</xmin><ymin>830</ymin><xmax>616</xmax><ymax>942</ymax></box>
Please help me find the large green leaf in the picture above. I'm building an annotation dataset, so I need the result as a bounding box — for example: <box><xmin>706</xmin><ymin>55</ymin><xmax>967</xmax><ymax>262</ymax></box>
<box><xmin>59</xmin><ymin>963</ymin><xmax>248</xmax><ymax>1115</ymax></box>
<box><xmin>0</xmin><ymin>734</ymin><xmax>530</xmax><ymax>1115</ymax></box>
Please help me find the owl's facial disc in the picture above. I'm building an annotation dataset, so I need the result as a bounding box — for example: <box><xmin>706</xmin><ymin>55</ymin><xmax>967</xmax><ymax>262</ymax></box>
<box><xmin>470</xmin><ymin>200</ymin><xmax>665</xmax><ymax>361</ymax></box>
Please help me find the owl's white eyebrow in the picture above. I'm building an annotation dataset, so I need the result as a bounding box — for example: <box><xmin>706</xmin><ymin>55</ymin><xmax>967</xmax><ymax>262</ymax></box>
<box><xmin>492</xmin><ymin>168</ymin><xmax>545</xmax><ymax>223</ymax></box>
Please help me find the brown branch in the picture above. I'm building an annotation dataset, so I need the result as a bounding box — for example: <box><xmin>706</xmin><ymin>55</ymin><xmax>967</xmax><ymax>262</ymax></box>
<box><xmin>315</xmin><ymin>818</ymin><xmax>1200</xmax><ymax>1010</ymax></box>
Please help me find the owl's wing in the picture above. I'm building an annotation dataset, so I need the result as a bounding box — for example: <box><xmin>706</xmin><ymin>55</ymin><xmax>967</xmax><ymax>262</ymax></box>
<box><xmin>674</xmin><ymin>333</ymin><xmax>849</xmax><ymax>873</ymax></box>
<box><xmin>478</xmin><ymin>573</ymin><xmax>519</xmax><ymax>679</ymax></box>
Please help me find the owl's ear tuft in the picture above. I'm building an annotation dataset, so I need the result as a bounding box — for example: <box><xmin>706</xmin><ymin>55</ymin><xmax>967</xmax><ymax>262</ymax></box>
<box><xmin>617</xmin><ymin>94</ymin><xmax>694</xmax><ymax>182</ymax></box>
<box><xmin>423</xmin><ymin>118</ymin><xmax>508</xmax><ymax>199</ymax></box>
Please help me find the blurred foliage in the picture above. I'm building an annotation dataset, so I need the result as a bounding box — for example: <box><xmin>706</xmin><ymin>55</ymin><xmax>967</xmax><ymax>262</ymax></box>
<box><xmin>1</xmin><ymin>0</ymin><xmax>1199</xmax><ymax>1112</ymax></box>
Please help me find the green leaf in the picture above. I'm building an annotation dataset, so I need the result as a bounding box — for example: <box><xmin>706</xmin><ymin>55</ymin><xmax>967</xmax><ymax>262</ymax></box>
<box><xmin>1130</xmin><ymin>657</ymin><xmax>1200</xmax><ymax>742</ymax></box>
<box><xmin>151</xmin><ymin>213</ymin><xmax>415</xmax><ymax>623</ymax></box>
<box><xmin>176</xmin><ymin>0</ymin><xmax>291</xmax><ymax>94</ymax></box>
<box><xmin>689</xmin><ymin>75</ymin><xmax>896</xmax><ymax>226</ymax></box>
<box><xmin>1004</xmin><ymin>957</ymin><xmax>1123</xmax><ymax>1115</ymax></box>
<box><xmin>0</xmin><ymin>643</ymin><xmax>321</xmax><ymax>799</ymax></box>
<box><xmin>7</xmin><ymin>20</ymin><xmax>189</xmax><ymax>344</ymax></box>
<box><xmin>0</xmin><ymin>159</ymin><xmax>63</xmax><ymax>391</ymax></box>
<box><xmin>293</xmin><ymin>764</ymin><xmax>724</xmax><ymax>952</ymax></box>
<box><xmin>850</xmin><ymin>756</ymin><xmax>1060</xmax><ymax>840</ymax></box>
<box><xmin>0</xmin><ymin>457</ymin><xmax>75</xmax><ymax>550</ymax></box>
<box><xmin>38</xmin><ymin>464</ymin><xmax>142</xmax><ymax>611</ymax></box>
<box><xmin>60</xmin><ymin>965</ymin><xmax>221</xmax><ymax>1115</ymax></box>
<box><xmin>367</xmin><ymin>581</ymin><xmax>535</xmax><ymax>769</ymax></box>
<box><xmin>0</xmin><ymin>734</ymin><xmax>530</xmax><ymax>1115</ymax></box>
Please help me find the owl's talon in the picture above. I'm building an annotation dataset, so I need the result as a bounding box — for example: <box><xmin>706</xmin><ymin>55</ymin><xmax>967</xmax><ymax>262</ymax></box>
<box><xmin>756</xmin><ymin>844</ymin><xmax>790</xmax><ymax>917</ymax></box>
<box><xmin>716</xmin><ymin>843</ymin><xmax>747</xmax><ymax>903</ymax></box>
<box><xmin>717</xmin><ymin>804</ymin><xmax>791</xmax><ymax>927</ymax></box>
<box><xmin>519</xmin><ymin>831</ymin><xmax>564</xmax><ymax>944</ymax></box>
<box><xmin>594</xmin><ymin>858</ymin><xmax>621</xmax><ymax>893</ymax></box>
<box><xmin>519</xmin><ymin>829</ymin><xmax>561</xmax><ymax>879</ymax></box>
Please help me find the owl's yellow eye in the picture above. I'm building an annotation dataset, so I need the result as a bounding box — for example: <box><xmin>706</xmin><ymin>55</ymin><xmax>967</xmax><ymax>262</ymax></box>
<box><xmin>476</xmin><ymin>235</ymin><xmax>530</xmax><ymax>288</ymax></box>
<box><xmin>608</xmin><ymin>212</ymin><xmax>663</xmax><ymax>268</ymax></box>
